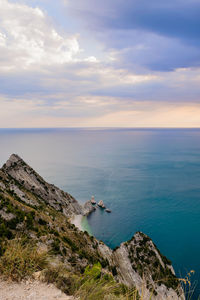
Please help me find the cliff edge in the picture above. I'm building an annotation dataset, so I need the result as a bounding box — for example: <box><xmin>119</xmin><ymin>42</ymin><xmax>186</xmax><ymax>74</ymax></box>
<box><xmin>0</xmin><ymin>154</ymin><xmax>185</xmax><ymax>300</ymax></box>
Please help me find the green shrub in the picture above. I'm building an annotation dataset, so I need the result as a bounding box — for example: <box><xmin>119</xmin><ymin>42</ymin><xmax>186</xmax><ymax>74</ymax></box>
<box><xmin>62</xmin><ymin>236</ymin><xmax>78</xmax><ymax>251</ymax></box>
<box><xmin>0</xmin><ymin>222</ymin><xmax>13</xmax><ymax>239</ymax></box>
<box><xmin>26</xmin><ymin>213</ymin><xmax>34</xmax><ymax>229</ymax></box>
<box><xmin>38</xmin><ymin>218</ymin><xmax>47</xmax><ymax>226</ymax></box>
<box><xmin>111</xmin><ymin>266</ymin><xmax>117</xmax><ymax>276</ymax></box>
<box><xmin>74</xmin><ymin>263</ymin><xmax>125</xmax><ymax>300</ymax></box>
<box><xmin>51</xmin><ymin>238</ymin><xmax>61</xmax><ymax>255</ymax></box>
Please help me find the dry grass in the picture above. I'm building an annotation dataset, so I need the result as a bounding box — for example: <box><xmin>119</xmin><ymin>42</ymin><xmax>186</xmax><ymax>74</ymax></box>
<box><xmin>0</xmin><ymin>237</ymin><xmax>195</xmax><ymax>300</ymax></box>
<box><xmin>44</xmin><ymin>262</ymin><xmax>132</xmax><ymax>300</ymax></box>
<box><xmin>0</xmin><ymin>238</ymin><xmax>48</xmax><ymax>281</ymax></box>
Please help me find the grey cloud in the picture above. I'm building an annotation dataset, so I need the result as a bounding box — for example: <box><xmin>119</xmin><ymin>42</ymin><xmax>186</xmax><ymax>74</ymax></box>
<box><xmin>67</xmin><ymin>0</ymin><xmax>200</xmax><ymax>43</ymax></box>
<box><xmin>66</xmin><ymin>0</ymin><xmax>200</xmax><ymax>71</ymax></box>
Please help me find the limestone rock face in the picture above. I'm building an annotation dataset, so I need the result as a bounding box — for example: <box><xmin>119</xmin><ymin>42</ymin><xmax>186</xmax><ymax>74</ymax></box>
<box><xmin>0</xmin><ymin>208</ymin><xmax>15</xmax><ymax>221</ymax></box>
<box><xmin>98</xmin><ymin>232</ymin><xmax>185</xmax><ymax>300</ymax></box>
<box><xmin>2</xmin><ymin>154</ymin><xmax>83</xmax><ymax>216</ymax></box>
<box><xmin>83</xmin><ymin>200</ymin><xmax>96</xmax><ymax>216</ymax></box>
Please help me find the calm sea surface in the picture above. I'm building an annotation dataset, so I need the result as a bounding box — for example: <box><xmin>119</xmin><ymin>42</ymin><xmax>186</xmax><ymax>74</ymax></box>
<box><xmin>0</xmin><ymin>128</ymin><xmax>200</xmax><ymax>296</ymax></box>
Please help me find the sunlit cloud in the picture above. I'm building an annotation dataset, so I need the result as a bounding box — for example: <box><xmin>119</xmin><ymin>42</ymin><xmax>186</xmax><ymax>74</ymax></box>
<box><xmin>0</xmin><ymin>0</ymin><xmax>82</xmax><ymax>70</ymax></box>
<box><xmin>84</xmin><ymin>103</ymin><xmax>200</xmax><ymax>128</ymax></box>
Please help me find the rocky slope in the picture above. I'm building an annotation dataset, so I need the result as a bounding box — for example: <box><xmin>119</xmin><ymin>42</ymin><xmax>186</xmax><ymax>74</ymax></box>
<box><xmin>2</xmin><ymin>154</ymin><xmax>83</xmax><ymax>216</ymax></box>
<box><xmin>0</xmin><ymin>154</ymin><xmax>185</xmax><ymax>299</ymax></box>
<box><xmin>114</xmin><ymin>233</ymin><xmax>182</xmax><ymax>299</ymax></box>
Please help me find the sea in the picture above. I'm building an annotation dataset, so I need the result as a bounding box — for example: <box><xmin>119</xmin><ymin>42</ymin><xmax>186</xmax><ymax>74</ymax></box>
<box><xmin>0</xmin><ymin>128</ymin><xmax>200</xmax><ymax>298</ymax></box>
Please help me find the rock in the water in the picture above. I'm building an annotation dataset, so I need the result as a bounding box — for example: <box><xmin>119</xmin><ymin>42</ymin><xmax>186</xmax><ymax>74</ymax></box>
<box><xmin>98</xmin><ymin>200</ymin><xmax>106</xmax><ymax>208</ymax></box>
<box><xmin>105</xmin><ymin>208</ymin><xmax>111</xmax><ymax>213</ymax></box>
<box><xmin>91</xmin><ymin>195</ymin><xmax>96</xmax><ymax>204</ymax></box>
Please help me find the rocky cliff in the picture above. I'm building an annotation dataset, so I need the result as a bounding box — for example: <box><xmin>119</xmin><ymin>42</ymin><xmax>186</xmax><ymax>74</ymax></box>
<box><xmin>0</xmin><ymin>154</ymin><xmax>185</xmax><ymax>300</ymax></box>
<box><xmin>107</xmin><ymin>233</ymin><xmax>182</xmax><ymax>299</ymax></box>
<box><xmin>2</xmin><ymin>154</ymin><xmax>83</xmax><ymax>216</ymax></box>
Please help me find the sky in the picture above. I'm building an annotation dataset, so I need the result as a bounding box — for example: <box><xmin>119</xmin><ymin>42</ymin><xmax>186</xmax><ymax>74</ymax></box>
<box><xmin>0</xmin><ymin>0</ymin><xmax>200</xmax><ymax>128</ymax></box>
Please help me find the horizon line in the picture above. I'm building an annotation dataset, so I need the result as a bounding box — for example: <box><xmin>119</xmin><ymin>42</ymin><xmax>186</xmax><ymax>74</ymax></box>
<box><xmin>0</xmin><ymin>127</ymin><xmax>200</xmax><ymax>130</ymax></box>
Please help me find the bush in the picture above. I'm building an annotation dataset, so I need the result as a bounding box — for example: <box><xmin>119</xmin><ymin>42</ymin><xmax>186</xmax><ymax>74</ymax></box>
<box><xmin>111</xmin><ymin>266</ymin><xmax>117</xmax><ymax>276</ymax></box>
<box><xmin>0</xmin><ymin>222</ymin><xmax>13</xmax><ymax>239</ymax></box>
<box><xmin>74</xmin><ymin>263</ymin><xmax>125</xmax><ymax>300</ymax></box>
<box><xmin>51</xmin><ymin>238</ymin><xmax>61</xmax><ymax>255</ymax></box>
<box><xmin>38</xmin><ymin>218</ymin><xmax>47</xmax><ymax>226</ymax></box>
<box><xmin>62</xmin><ymin>236</ymin><xmax>78</xmax><ymax>252</ymax></box>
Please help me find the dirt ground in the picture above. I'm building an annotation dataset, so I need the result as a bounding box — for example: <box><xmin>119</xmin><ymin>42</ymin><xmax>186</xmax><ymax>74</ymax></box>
<box><xmin>0</xmin><ymin>280</ymin><xmax>75</xmax><ymax>300</ymax></box>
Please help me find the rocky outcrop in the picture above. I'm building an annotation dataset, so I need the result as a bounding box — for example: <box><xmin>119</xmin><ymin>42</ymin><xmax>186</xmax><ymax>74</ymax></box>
<box><xmin>0</xmin><ymin>154</ymin><xmax>185</xmax><ymax>300</ymax></box>
<box><xmin>0</xmin><ymin>208</ymin><xmax>15</xmax><ymax>221</ymax></box>
<box><xmin>98</xmin><ymin>200</ymin><xmax>105</xmax><ymax>208</ymax></box>
<box><xmin>83</xmin><ymin>200</ymin><xmax>96</xmax><ymax>216</ymax></box>
<box><xmin>2</xmin><ymin>154</ymin><xmax>83</xmax><ymax>216</ymax></box>
<box><xmin>114</xmin><ymin>232</ymin><xmax>184</xmax><ymax>299</ymax></box>
<box><xmin>97</xmin><ymin>232</ymin><xmax>184</xmax><ymax>299</ymax></box>
<box><xmin>91</xmin><ymin>196</ymin><xmax>96</xmax><ymax>204</ymax></box>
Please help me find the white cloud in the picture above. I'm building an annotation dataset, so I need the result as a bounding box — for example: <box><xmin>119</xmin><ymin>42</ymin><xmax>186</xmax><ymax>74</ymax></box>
<box><xmin>76</xmin><ymin>64</ymin><xmax>157</xmax><ymax>86</ymax></box>
<box><xmin>0</xmin><ymin>0</ymin><xmax>81</xmax><ymax>70</ymax></box>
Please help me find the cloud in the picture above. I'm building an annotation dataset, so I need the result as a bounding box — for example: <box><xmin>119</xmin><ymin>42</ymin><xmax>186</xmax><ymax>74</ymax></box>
<box><xmin>89</xmin><ymin>67</ymin><xmax>200</xmax><ymax>103</ymax></box>
<box><xmin>101</xmin><ymin>31</ymin><xmax>200</xmax><ymax>71</ymax></box>
<box><xmin>66</xmin><ymin>0</ymin><xmax>200</xmax><ymax>71</ymax></box>
<box><xmin>86</xmin><ymin>103</ymin><xmax>200</xmax><ymax>128</ymax></box>
<box><xmin>0</xmin><ymin>0</ymin><xmax>200</xmax><ymax>128</ymax></box>
<box><xmin>66</xmin><ymin>0</ymin><xmax>200</xmax><ymax>43</ymax></box>
<box><xmin>0</xmin><ymin>0</ymin><xmax>81</xmax><ymax>70</ymax></box>
<box><xmin>1</xmin><ymin>94</ymin><xmax>200</xmax><ymax>128</ymax></box>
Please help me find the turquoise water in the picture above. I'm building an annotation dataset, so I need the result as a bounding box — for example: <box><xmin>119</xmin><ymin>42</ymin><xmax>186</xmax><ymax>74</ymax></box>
<box><xmin>0</xmin><ymin>128</ymin><xmax>200</xmax><ymax>297</ymax></box>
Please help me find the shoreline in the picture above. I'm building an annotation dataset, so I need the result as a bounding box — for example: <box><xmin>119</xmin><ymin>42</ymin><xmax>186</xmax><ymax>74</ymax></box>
<box><xmin>70</xmin><ymin>214</ymin><xmax>93</xmax><ymax>236</ymax></box>
<box><xmin>70</xmin><ymin>214</ymin><xmax>83</xmax><ymax>231</ymax></box>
